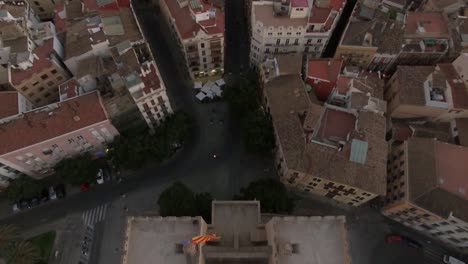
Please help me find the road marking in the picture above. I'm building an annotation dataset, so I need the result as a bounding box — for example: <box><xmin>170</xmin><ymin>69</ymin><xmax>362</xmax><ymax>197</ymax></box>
<box><xmin>82</xmin><ymin>204</ymin><xmax>108</xmax><ymax>226</ymax></box>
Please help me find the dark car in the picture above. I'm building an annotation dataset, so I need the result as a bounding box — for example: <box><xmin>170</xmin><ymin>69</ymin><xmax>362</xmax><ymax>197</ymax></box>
<box><xmin>29</xmin><ymin>197</ymin><xmax>39</xmax><ymax>207</ymax></box>
<box><xmin>55</xmin><ymin>184</ymin><xmax>66</xmax><ymax>198</ymax></box>
<box><xmin>40</xmin><ymin>188</ymin><xmax>49</xmax><ymax>203</ymax></box>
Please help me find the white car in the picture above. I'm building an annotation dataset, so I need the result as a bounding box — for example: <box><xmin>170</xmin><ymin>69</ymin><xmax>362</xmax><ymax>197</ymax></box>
<box><xmin>96</xmin><ymin>169</ymin><xmax>104</xmax><ymax>184</ymax></box>
<box><xmin>49</xmin><ymin>186</ymin><xmax>57</xmax><ymax>200</ymax></box>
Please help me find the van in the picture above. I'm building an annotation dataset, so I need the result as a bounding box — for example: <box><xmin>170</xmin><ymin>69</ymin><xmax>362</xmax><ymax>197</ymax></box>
<box><xmin>443</xmin><ymin>255</ymin><xmax>465</xmax><ymax>264</ymax></box>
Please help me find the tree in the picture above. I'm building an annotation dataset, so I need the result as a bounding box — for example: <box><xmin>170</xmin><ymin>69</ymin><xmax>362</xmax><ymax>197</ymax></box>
<box><xmin>54</xmin><ymin>153</ymin><xmax>98</xmax><ymax>185</ymax></box>
<box><xmin>157</xmin><ymin>182</ymin><xmax>197</xmax><ymax>217</ymax></box>
<box><xmin>4</xmin><ymin>241</ymin><xmax>40</xmax><ymax>264</ymax></box>
<box><xmin>5</xmin><ymin>177</ymin><xmax>44</xmax><ymax>201</ymax></box>
<box><xmin>235</xmin><ymin>179</ymin><xmax>294</xmax><ymax>214</ymax></box>
<box><xmin>224</xmin><ymin>78</ymin><xmax>260</xmax><ymax>119</ymax></box>
<box><xmin>0</xmin><ymin>225</ymin><xmax>19</xmax><ymax>256</ymax></box>
<box><xmin>195</xmin><ymin>192</ymin><xmax>213</xmax><ymax>223</ymax></box>
<box><xmin>241</xmin><ymin>110</ymin><xmax>275</xmax><ymax>154</ymax></box>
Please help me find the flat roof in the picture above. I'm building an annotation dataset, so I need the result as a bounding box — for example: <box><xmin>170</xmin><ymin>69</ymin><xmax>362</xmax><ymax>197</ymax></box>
<box><xmin>270</xmin><ymin>216</ymin><xmax>349</xmax><ymax>264</ymax></box>
<box><xmin>0</xmin><ymin>92</ymin><xmax>19</xmax><ymax>120</ymax></box>
<box><xmin>253</xmin><ymin>3</ymin><xmax>308</xmax><ymax>27</ymax></box>
<box><xmin>123</xmin><ymin>216</ymin><xmax>202</xmax><ymax>264</ymax></box>
<box><xmin>405</xmin><ymin>12</ymin><xmax>449</xmax><ymax>36</ymax></box>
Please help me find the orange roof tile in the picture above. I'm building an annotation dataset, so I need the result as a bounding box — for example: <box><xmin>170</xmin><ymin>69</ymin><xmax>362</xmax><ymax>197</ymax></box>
<box><xmin>316</xmin><ymin>108</ymin><xmax>356</xmax><ymax>140</ymax></box>
<box><xmin>307</xmin><ymin>59</ymin><xmax>342</xmax><ymax>82</ymax></box>
<box><xmin>437</xmin><ymin>63</ymin><xmax>468</xmax><ymax>109</ymax></box>
<box><xmin>405</xmin><ymin>12</ymin><xmax>449</xmax><ymax>35</ymax></box>
<box><xmin>162</xmin><ymin>0</ymin><xmax>224</xmax><ymax>39</ymax></box>
<box><xmin>291</xmin><ymin>0</ymin><xmax>308</xmax><ymax>8</ymax></box>
<box><xmin>0</xmin><ymin>92</ymin><xmax>19</xmax><ymax>119</ymax></box>
<box><xmin>141</xmin><ymin>63</ymin><xmax>161</xmax><ymax>95</ymax></box>
<box><xmin>10</xmin><ymin>39</ymin><xmax>54</xmax><ymax>86</ymax></box>
<box><xmin>0</xmin><ymin>91</ymin><xmax>109</xmax><ymax>155</ymax></box>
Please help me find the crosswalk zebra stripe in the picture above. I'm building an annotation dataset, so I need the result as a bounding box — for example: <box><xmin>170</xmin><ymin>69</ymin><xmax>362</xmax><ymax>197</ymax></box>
<box><xmin>82</xmin><ymin>204</ymin><xmax>108</xmax><ymax>226</ymax></box>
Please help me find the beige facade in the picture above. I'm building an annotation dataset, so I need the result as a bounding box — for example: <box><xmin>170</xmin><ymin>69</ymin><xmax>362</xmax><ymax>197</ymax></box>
<box><xmin>250</xmin><ymin>0</ymin><xmax>345</xmax><ymax>66</ymax></box>
<box><xmin>158</xmin><ymin>0</ymin><xmax>225</xmax><ymax>80</ymax></box>
<box><xmin>334</xmin><ymin>45</ymin><xmax>377</xmax><ymax>69</ymax></box>
<box><xmin>28</xmin><ymin>0</ymin><xmax>57</xmax><ymax>20</ymax></box>
<box><xmin>122</xmin><ymin>201</ymin><xmax>351</xmax><ymax>264</ymax></box>
<box><xmin>382</xmin><ymin>139</ymin><xmax>468</xmax><ymax>250</ymax></box>
<box><xmin>13</xmin><ymin>60</ymin><xmax>69</xmax><ymax>107</ymax></box>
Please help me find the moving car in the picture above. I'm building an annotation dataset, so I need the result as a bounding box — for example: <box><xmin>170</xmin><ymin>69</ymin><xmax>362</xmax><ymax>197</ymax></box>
<box><xmin>96</xmin><ymin>169</ymin><xmax>104</xmax><ymax>184</ymax></box>
<box><xmin>443</xmin><ymin>255</ymin><xmax>465</xmax><ymax>264</ymax></box>
<box><xmin>385</xmin><ymin>234</ymin><xmax>422</xmax><ymax>250</ymax></box>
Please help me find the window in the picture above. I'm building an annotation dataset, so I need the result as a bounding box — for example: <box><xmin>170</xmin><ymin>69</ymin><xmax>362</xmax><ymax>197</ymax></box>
<box><xmin>286</xmin><ymin>39</ymin><xmax>289</xmax><ymax>45</ymax></box>
<box><xmin>276</xmin><ymin>39</ymin><xmax>280</xmax><ymax>45</ymax></box>
<box><xmin>47</xmin><ymin>81</ymin><xmax>54</xmax><ymax>86</ymax></box>
<box><xmin>294</xmin><ymin>39</ymin><xmax>299</xmax><ymax>45</ymax></box>
<box><xmin>441</xmin><ymin>222</ymin><xmax>449</xmax><ymax>226</ymax></box>
<box><xmin>307</xmin><ymin>39</ymin><xmax>312</xmax><ymax>44</ymax></box>
<box><xmin>202</xmin><ymin>51</ymin><xmax>205</xmax><ymax>56</ymax></box>
<box><xmin>296</xmin><ymin>32</ymin><xmax>301</xmax><ymax>35</ymax></box>
<box><xmin>28</xmin><ymin>92</ymin><xmax>35</xmax><ymax>97</ymax></box>
<box><xmin>40</xmin><ymin>74</ymin><xmax>48</xmax><ymax>80</ymax></box>
<box><xmin>432</xmin><ymin>223</ymin><xmax>440</xmax><ymax>227</ymax></box>
<box><xmin>203</xmin><ymin>58</ymin><xmax>206</xmax><ymax>63</ymax></box>
<box><xmin>317</xmin><ymin>39</ymin><xmax>322</xmax><ymax>43</ymax></box>
<box><xmin>34</xmin><ymin>0</ymin><xmax>39</xmax><ymax>5</ymax></box>
<box><xmin>265</xmin><ymin>48</ymin><xmax>270</xmax><ymax>53</ymax></box>
<box><xmin>51</xmin><ymin>69</ymin><xmax>58</xmax><ymax>74</ymax></box>
<box><xmin>56</xmin><ymin>76</ymin><xmax>63</xmax><ymax>81</ymax></box>
<box><xmin>287</xmin><ymin>32</ymin><xmax>292</xmax><ymax>35</ymax></box>
<box><xmin>268</xmin><ymin>32</ymin><xmax>272</xmax><ymax>36</ymax></box>
<box><xmin>32</xmin><ymin>81</ymin><xmax>39</xmax><ymax>86</ymax></box>
<box><xmin>21</xmin><ymin>86</ymin><xmax>28</xmax><ymax>91</ymax></box>
<box><xmin>35</xmin><ymin>98</ymin><xmax>41</xmax><ymax>103</ymax></box>
<box><xmin>44</xmin><ymin>92</ymin><xmax>51</xmax><ymax>98</ymax></box>
<box><xmin>200</xmin><ymin>43</ymin><xmax>205</xmax><ymax>48</ymax></box>
<box><xmin>39</xmin><ymin>87</ymin><xmax>45</xmax><ymax>92</ymax></box>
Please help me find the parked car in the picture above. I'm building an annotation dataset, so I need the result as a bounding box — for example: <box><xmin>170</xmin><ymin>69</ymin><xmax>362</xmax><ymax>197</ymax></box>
<box><xmin>40</xmin><ymin>188</ymin><xmax>49</xmax><ymax>203</ymax></box>
<box><xmin>29</xmin><ymin>197</ymin><xmax>39</xmax><ymax>207</ymax></box>
<box><xmin>96</xmin><ymin>169</ymin><xmax>104</xmax><ymax>184</ymax></box>
<box><xmin>385</xmin><ymin>234</ymin><xmax>422</xmax><ymax>250</ymax></box>
<box><xmin>12</xmin><ymin>203</ymin><xmax>20</xmax><ymax>213</ymax></box>
<box><xmin>55</xmin><ymin>184</ymin><xmax>66</xmax><ymax>198</ymax></box>
<box><xmin>443</xmin><ymin>255</ymin><xmax>465</xmax><ymax>264</ymax></box>
<box><xmin>48</xmin><ymin>186</ymin><xmax>57</xmax><ymax>200</ymax></box>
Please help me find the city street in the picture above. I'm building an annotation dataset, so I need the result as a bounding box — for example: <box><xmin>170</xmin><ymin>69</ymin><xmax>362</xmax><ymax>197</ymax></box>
<box><xmin>0</xmin><ymin>1</ymin><xmax>466</xmax><ymax>264</ymax></box>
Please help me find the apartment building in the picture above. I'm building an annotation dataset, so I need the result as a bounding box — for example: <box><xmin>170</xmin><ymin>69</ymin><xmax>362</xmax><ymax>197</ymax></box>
<box><xmin>0</xmin><ymin>91</ymin><xmax>119</xmax><ymax>181</ymax></box>
<box><xmin>9</xmin><ymin>38</ymin><xmax>71</xmax><ymax>107</ymax></box>
<box><xmin>122</xmin><ymin>201</ymin><xmax>350</xmax><ymax>264</ymax></box>
<box><xmin>261</xmin><ymin>55</ymin><xmax>387</xmax><ymax>206</ymax></box>
<box><xmin>158</xmin><ymin>0</ymin><xmax>224</xmax><ymax>79</ymax></box>
<box><xmin>383</xmin><ymin>137</ymin><xmax>468</xmax><ymax>250</ymax></box>
<box><xmin>250</xmin><ymin>0</ymin><xmax>346</xmax><ymax>66</ymax></box>
<box><xmin>27</xmin><ymin>0</ymin><xmax>57</xmax><ymax>20</ymax></box>
<box><xmin>420</xmin><ymin>0</ymin><xmax>465</xmax><ymax>14</ymax></box>
<box><xmin>385</xmin><ymin>64</ymin><xmax>468</xmax><ymax>121</ymax></box>
<box><xmin>334</xmin><ymin>1</ymin><xmax>404</xmax><ymax>73</ymax></box>
<box><xmin>453</xmin><ymin>53</ymin><xmax>468</xmax><ymax>86</ymax></box>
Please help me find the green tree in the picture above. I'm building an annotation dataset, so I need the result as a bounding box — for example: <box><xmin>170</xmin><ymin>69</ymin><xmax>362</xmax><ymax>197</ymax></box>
<box><xmin>224</xmin><ymin>78</ymin><xmax>260</xmax><ymax>119</ymax></box>
<box><xmin>195</xmin><ymin>192</ymin><xmax>213</xmax><ymax>223</ymax></box>
<box><xmin>235</xmin><ymin>179</ymin><xmax>294</xmax><ymax>214</ymax></box>
<box><xmin>157</xmin><ymin>111</ymin><xmax>194</xmax><ymax>144</ymax></box>
<box><xmin>4</xmin><ymin>241</ymin><xmax>40</xmax><ymax>264</ymax></box>
<box><xmin>54</xmin><ymin>153</ymin><xmax>98</xmax><ymax>185</ymax></box>
<box><xmin>157</xmin><ymin>182</ymin><xmax>197</xmax><ymax>217</ymax></box>
<box><xmin>0</xmin><ymin>225</ymin><xmax>19</xmax><ymax>257</ymax></box>
<box><xmin>5</xmin><ymin>177</ymin><xmax>44</xmax><ymax>201</ymax></box>
<box><xmin>242</xmin><ymin>110</ymin><xmax>275</xmax><ymax>154</ymax></box>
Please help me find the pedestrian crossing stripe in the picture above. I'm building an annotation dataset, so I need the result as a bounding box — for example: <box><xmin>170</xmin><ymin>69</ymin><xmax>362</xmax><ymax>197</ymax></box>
<box><xmin>82</xmin><ymin>204</ymin><xmax>108</xmax><ymax>226</ymax></box>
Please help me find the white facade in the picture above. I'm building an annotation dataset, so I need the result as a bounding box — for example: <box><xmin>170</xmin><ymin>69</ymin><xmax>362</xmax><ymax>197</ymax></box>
<box><xmin>250</xmin><ymin>0</ymin><xmax>344</xmax><ymax>67</ymax></box>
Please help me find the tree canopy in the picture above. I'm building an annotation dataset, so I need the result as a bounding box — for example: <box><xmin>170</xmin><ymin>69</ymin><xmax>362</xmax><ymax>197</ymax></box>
<box><xmin>54</xmin><ymin>153</ymin><xmax>98</xmax><ymax>186</ymax></box>
<box><xmin>241</xmin><ymin>110</ymin><xmax>275</xmax><ymax>154</ymax></box>
<box><xmin>235</xmin><ymin>178</ymin><xmax>295</xmax><ymax>214</ymax></box>
<box><xmin>107</xmin><ymin>111</ymin><xmax>194</xmax><ymax>170</ymax></box>
<box><xmin>5</xmin><ymin>176</ymin><xmax>44</xmax><ymax>201</ymax></box>
<box><xmin>157</xmin><ymin>182</ymin><xmax>214</xmax><ymax>223</ymax></box>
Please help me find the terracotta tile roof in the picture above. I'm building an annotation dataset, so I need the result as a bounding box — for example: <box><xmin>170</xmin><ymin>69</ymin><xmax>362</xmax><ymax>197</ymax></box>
<box><xmin>396</xmin><ymin>65</ymin><xmax>435</xmax><ymax>106</ymax></box>
<box><xmin>291</xmin><ymin>0</ymin><xmax>308</xmax><ymax>8</ymax></box>
<box><xmin>162</xmin><ymin>0</ymin><xmax>224</xmax><ymax>39</ymax></box>
<box><xmin>437</xmin><ymin>63</ymin><xmax>468</xmax><ymax>109</ymax></box>
<box><xmin>266</xmin><ymin>74</ymin><xmax>387</xmax><ymax>195</ymax></box>
<box><xmin>53</xmin><ymin>3</ymin><xmax>67</xmax><ymax>33</ymax></box>
<box><xmin>0</xmin><ymin>1</ymin><xmax>27</xmax><ymax>18</ymax></box>
<box><xmin>0</xmin><ymin>92</ymin><xmax>19</xmax><ymax>119</ymax></box>
<box><xmin>58</xmin><ymin>78</ymin><xmax>80</xmax><ymax>100</ymax></box>
<box><xmin>10</xmin><ymin>39</ymin><xmax>54</xmax><ymax>86</ymax></box>
<box><xmin>406</xmin><ymin>138</ymin><xmax>468</xmax><ymax>221</ymax></box>
<box><xmin>305</xmin><ymin>59</ymin><xmax>342</xmax><ymax>101</ymax></box>
<box><xmin>309</xmin><ymin>6</ymin><xmax>331</xmax><ymax>23</ymax></box>
<box><xmin>404</xmin><ymin>12</ymin><xmax>449</xmax><ymax>36</ymax></box>
<box><xmin>140</xmin><ymin>62</ymin><xmax>161</xmax><ymax>95</ymax></box>
<box><xmin>316</xmin><ymin>108</ymin><xmax>356</xmax><ymax>140</ymax></box>
<box><xmin>0</xmin><ymin>91</ymin><xmax>109</xmax><ymax>156</ymax></box>
<box><xmin>455</xmin><ymin>118</ymin><xmax>468</xmax><ymax>147</ymax></box>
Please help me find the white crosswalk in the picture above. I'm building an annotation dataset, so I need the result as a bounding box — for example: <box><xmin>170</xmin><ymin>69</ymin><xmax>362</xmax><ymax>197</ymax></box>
<box><xmin>82</xmin><ymin>204</ymin><xmax>108</xmax><ymax>227</ymax></box>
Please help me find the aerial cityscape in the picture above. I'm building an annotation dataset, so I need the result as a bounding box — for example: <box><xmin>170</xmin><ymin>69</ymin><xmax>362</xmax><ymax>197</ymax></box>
<box><xmin>0</xmin><ymin>0</ymin><xmax>467</xmax><ymax>263</ymax></box>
